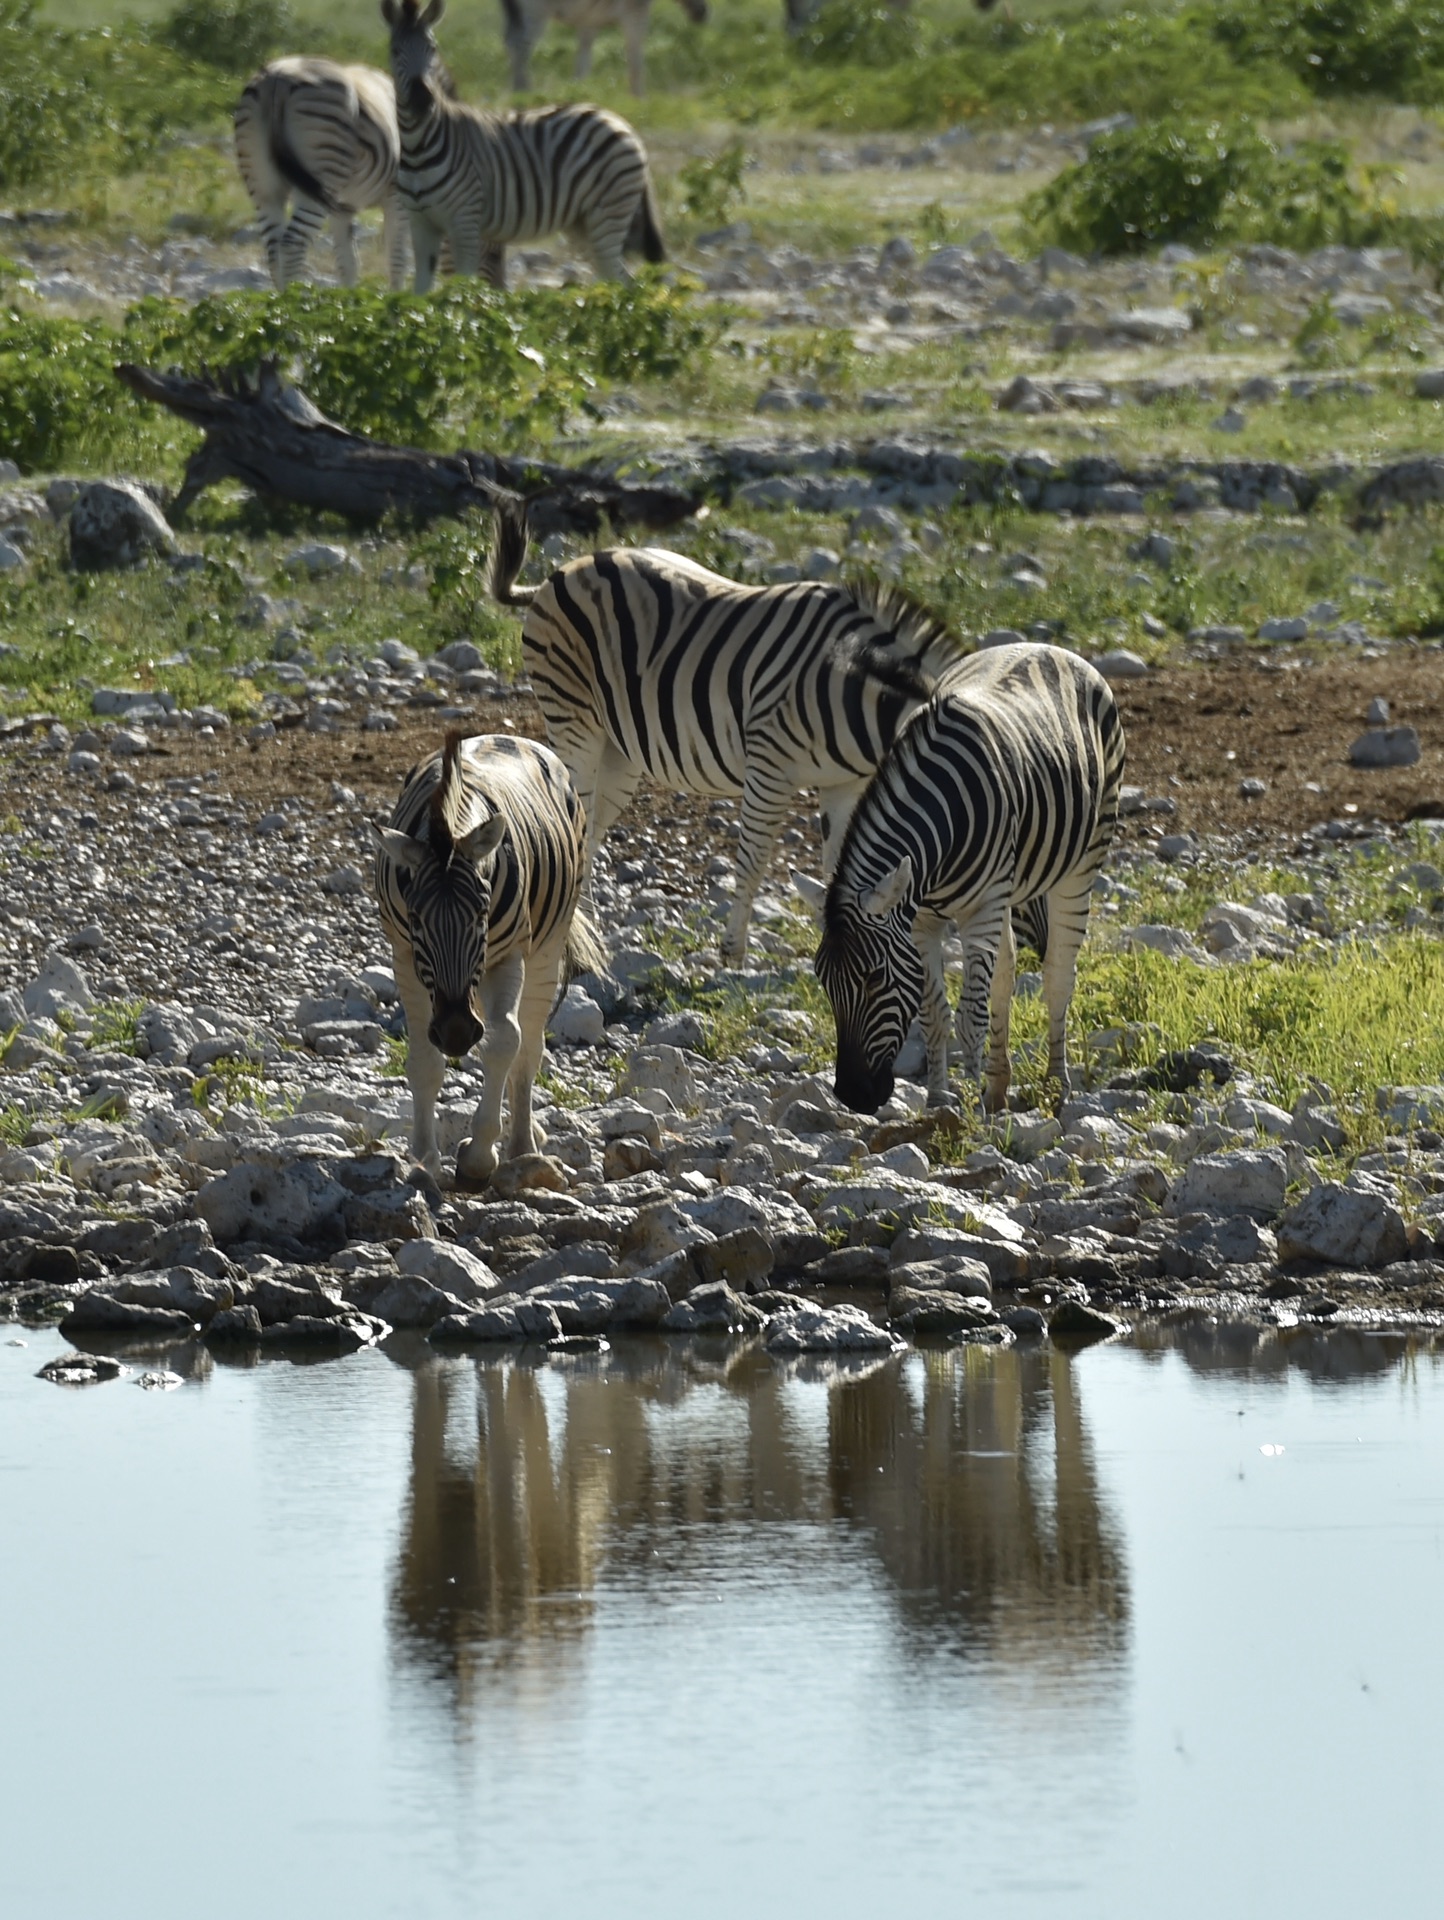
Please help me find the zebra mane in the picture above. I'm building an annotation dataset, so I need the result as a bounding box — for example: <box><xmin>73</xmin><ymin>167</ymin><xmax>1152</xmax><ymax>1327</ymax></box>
<box><xmin>833</xmin><ymin>575</ymin><xmax>965</xmax><ymax>698</ymax></box>
<box><xmin>428</xmin><ymin>727</ymin><xmax>484</xmax><ymax>859</ymax></box>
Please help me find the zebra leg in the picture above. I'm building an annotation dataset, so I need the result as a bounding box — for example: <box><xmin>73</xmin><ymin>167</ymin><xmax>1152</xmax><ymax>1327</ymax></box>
<box><xmin>409</xmin><ymin>211</ymin><xmax>445</xmax><ymax>293</ymax></box>
<box><xmin>984</xmin><ymin>908</ymin><xmax>1017</xmax><ymax>1115</ymax></box>
<box><xmin>256</xmin><ymin>201</ymin><xmax>289</xmax><ymax>291</ymax></box>
<box><xmin>723</xmin><ymin>773</ymin><xmax>792</xmax><ymax>966</ymax></box>
<box><xmin>381</xmin><ymin>191</ymin><xmax>409</xmax><ymax>289</ymax></box>
<box><xmin>914</xmin><ymin>909</ymin><xmax>954</xmax><ymax>1109</ymax></box>
<box><xmin>505</xmin><ymin>938</ymin><xmax>567</xmax><ymax>1160</ymax></box>
<box><xmin>457</xmin><ymin>952</ymin><xmax>527</xmax><ymax>1185</ymax></box>
<box><xmin>952</xmin><ymin>891</ymin><xmax>1008</xmax><ymax>1109</ymax></box>
<box><xmin>391</xmin><ymin>939</ymin><xmax>448</xmax><ymax>1176</ymax></box>
<box><xmin>1040</xmin><ymin>875</ymin><xmax>1095</xmax><ymax>1100</ymax></box>
<box><xmin>816</xmin><ymin>779</ymin><xmax>867</xmax><ymax>881</ymax></box>
<box><xmin>330</xmin><ymin>212</ymin><xmax>361</xmax><ymax>287</ymax></box>
<box><xmin>278</xmin><ymin>198</ymin><xmax>328</xmax><ymax>287</ymax></box>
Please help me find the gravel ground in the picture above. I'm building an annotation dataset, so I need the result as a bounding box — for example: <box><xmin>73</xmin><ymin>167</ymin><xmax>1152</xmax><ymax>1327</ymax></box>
<box><xmin>6</xmin><ymin>660</ymin><xmax>1444</xmax><ymax>1379</ymax></box>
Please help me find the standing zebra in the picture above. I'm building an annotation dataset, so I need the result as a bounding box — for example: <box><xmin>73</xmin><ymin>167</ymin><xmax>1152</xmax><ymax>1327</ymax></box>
<box><xmin>485</xmin><ymin>490</ymin><xmax>965</xmax><ymax>967</ymax></box>
<box><xmin>501</xmin><ymin>0</ymin><xmax>709</xmax><ymax>97</ymax></box>
<box><xmin>234</xmin><ymin>58</ymin><xmax>409</xmax><ymax>289</ymax></box>
<box><xmin>374</xmin><ymin>730</ymin><xmax>604</xmax><ymax>1184</ymax></box>
<box><xmin>805</xmin><ymin>643</ymin><xmax>1124</xmax><ymax>1114</ymax></box>
<box><xmin>383</xmin><ymin>0</ymin><xmax>664</xmax><ymax>291</ymax></box>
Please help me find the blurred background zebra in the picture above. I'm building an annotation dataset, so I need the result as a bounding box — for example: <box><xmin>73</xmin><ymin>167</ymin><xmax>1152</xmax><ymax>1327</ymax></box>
<box><xmin>485</xmin><ymin>491</ymin><xmax>965</xmax><ymax>968</ymax></box>
<box><xmin>383</xmin><ymin>0</ymin><xmax>663</xmax><ymax>289</ymax></box>
<box><xmin>809</xmin><ymin>642</ymin><xmax>1125</xmax><ymax>1115</ymax></box>
<box><xmin>500</xmin><ymin>0</ymin><xmax>709</xmax><ymax>97</ymax></box>
<box><xmin>233</xmin><ymin>57</ymin><xmax>409</xmax><ymax>289</ymax></box>
<box><xmin>374</xmin><ymin>730</ymin><xmax>604</xmax><ymax>1184</ymax></box>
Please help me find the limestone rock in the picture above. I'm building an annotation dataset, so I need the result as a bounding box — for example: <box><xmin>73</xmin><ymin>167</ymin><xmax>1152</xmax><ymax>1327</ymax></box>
<box><xmin>395</xmin><ymin>1238</ymin><xmax>499</xmax><ymax>1300</ymax></box>
<box><xmin>195</xmin><ymin>1160</ymin><xmax>348</xmax><ymax>1245</ymax></box>
<box><xmin>70</xmin><ymin>480</ymin><xmax>176</xmax><ymax>569</ymax></box>
<box><xmin>1166</xmin><ymin>1149</ymin><xmax>1288</xmax><ymax>1220</ymax></box>
<box><xmin>1277</xmin><ymin>1177</ymin><xmax>1410</xmax><ymax>1269</ymax></box>
<box><xmin>764</xmin><ymin>1304</ymin><xmax>901</xmax><ymax>1353</ymax></box>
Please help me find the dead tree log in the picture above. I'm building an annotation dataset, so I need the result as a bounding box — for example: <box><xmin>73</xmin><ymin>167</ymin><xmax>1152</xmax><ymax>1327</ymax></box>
<box><xmin>114</xmin><ymin>360</ymin><xmax>701</xmax><ymax>537</ymax></box>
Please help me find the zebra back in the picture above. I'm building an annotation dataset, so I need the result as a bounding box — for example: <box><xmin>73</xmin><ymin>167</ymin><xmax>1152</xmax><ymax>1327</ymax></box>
<box><xmin>377</xmin><ymin>731</ymin><xmax>588</xmax><ymax>974</ymax></box>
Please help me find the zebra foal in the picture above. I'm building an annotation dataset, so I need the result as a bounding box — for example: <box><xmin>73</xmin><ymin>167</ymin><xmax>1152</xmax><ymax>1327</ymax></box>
<box><xmin>486</xmin><ymin>491</ymin><xmax>964</xmax><ymax>966</ymax></box>
<box><xmin>501</xmin><ymin>0</ymin><xmax>709</xmax><ymax>98</ymax></box>
<box><xmin>234</xmin><ymin>58</ymin><xmax>409</xmax><ymax>289</ymax></box>
<box><xmin>374</xmin><ymin>730</ymin><xmax>604</xmax><ymax>1183</ymax></box>
<box><xmin>805</xmin><ymin>643</ymin><xmax>1125</xmax><ymax>1114</ymax></box>
<box><xmin>383</xmin><ymin>0</ymin><xmax>664</xmax><ymax>290</ymax></box>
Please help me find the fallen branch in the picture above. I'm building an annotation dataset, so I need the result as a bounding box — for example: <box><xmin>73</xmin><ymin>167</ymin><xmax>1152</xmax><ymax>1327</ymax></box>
<box><xmin>114</xmin><ymin>360</ymin><xmax>701</xmax><ymax>537</ymax></box>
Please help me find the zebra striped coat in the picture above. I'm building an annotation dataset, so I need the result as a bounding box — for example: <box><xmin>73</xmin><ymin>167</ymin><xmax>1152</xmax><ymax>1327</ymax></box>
<box><xmin>383</xmin><ymin>0</ymin><xmax>664</xmax><ymax>290</ymax></box>
<box><xmin>486</xmin><ymin>491</ymin><xmax>965</xmax><ymax>966</ymax></box>
<box><xmin>501</xmin><ymin>0</ymin><xmax>708</xmax><ymax>97</ymax></box>
<box><xmin>810</xmin><ymin>643</ymin><xmax>1125</xmax><ymax>1114</ymax></box>
<box><xmin>374</xmin><ymin>731</ymin><xmax>603</xmax><ymax>1184</ymax></box>
<box><xmin>234</xmin><ymin>58</ymin><xmax>409</xmax><ymax>289</ymax></box>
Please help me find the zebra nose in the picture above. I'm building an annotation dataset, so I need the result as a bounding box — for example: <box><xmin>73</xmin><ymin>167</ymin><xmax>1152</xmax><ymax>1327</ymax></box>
<box><xmin>429</xmin><ymin>1007</ymin><xmax>482</xmax><ymax>1057</ymax></box>
<box><xmin>834</xmin><ymin>1057</ymin><xmax>894</xmax><ymax>1115</ymax></box>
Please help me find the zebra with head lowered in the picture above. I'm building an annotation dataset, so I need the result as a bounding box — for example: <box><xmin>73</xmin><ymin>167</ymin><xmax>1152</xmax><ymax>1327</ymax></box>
<box><xmin>382</xmin><ymin>0</ymin><xmax>664</xmax><ymax>290</ymax></box>
<box><xmin>374</xmin><ymin>730</ymin><xmax>604</xmax><ymax>1184</ymax></box>
<box><xmin>803</xmin><ymin>642</ymin><xmax>1125</xmax><ymax>1115</ymax></box>
<box><xmin>501</xmin><ymin>0</ymin><xmax>708</xmax><ymax>97</ymax></box>
<box><xmin>485</xmin><ymin>490</ymin><xmax>966</xmax><ymax>967</ymax></box>
<box><xmin>234</xmin><ymin>58</ymin><xmax>409</xmax><ymax>289</ymax></box>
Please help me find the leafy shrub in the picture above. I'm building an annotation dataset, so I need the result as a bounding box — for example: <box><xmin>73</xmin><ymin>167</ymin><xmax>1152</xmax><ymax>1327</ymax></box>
<box><xmin>1207</xmin><ymin>0</ymin><xmax>1444</xmax><ymax>102</ymax></box>
<box><xmin>0</xmin><ymin>282</ymin><xmax>715</xmax><ymax>471</ymax></box>
<box><xmin>1027</xmin><ymin>119</ymin><xmax>1402</xmax><ymax>256</ymax></box>
<box><xmin>157</xmin><ymin>0</ymin><xmax>291</xmax><ymax>74</ymax></box>
<box><xmin>792</xmin><ymin>0</ymin><xmax>922</xmax><ymax>69</ymax></box>
<box><xmin>678</xmin><ymin>141</ymin><xmax>750</xmax><ymax>226</ymax></box>
<box><xmin>0</xmin><ymin>0</ymin><xmax>97</xmax><ymax>190</ymax></box>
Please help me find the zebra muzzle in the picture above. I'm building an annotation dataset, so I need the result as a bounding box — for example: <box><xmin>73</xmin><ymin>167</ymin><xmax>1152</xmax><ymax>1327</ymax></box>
<box><xmin>429</xmin><ymin>1004</ymin><xmax>483</xmax><ymax>1057</ymax></box>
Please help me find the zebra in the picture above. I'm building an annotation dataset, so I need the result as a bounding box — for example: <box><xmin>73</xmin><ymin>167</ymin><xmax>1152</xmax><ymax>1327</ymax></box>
<box><xmin>382</xmin><ymin>0</ymin><xmax>665</xmax><ymax>291</ymax></box>
<box><xmin>802</xmin><ymin>642</ymin><xmax>1125</xmax><ymax>1115</ymax></box>
<box><xmin>233</xmin><ymin>57</ymin><xmax>410</xmax><ymax>289</ymax></box>
<box><xmin>373</xmin><ymin>729</ymin><xmax>605</xmax><ymax>1184</ymax></box>
<box><xmin>485</xmin><ymin>489</ymin><xmax>966</xmax><ymax>967</ymax></box>
<box><xmin>501</xmin><ymin>0</ymin><xmax>708</xmax><ymax>97</ymax></box>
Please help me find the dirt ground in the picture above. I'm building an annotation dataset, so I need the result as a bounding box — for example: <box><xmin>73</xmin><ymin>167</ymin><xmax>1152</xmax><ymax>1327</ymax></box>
<box><xmin>9</xmin><ymin>651</ymin><xmax>1443</xmax><ymax>866</ymax></box>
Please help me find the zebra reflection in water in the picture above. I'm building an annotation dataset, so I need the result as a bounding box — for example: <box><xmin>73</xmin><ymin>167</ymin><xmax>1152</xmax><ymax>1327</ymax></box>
<box><xmin>386</xmin><ymin>1343</ymin><xmax>1129</xmax><ymax>1710</ymax></box>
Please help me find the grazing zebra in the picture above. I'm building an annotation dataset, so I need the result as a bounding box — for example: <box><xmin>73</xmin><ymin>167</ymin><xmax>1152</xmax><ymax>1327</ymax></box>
<box><xmin>374</xmin><ymin>730</ymin><xmax>604</xmax><ymax>1184</ymax></box>
<box><xmin>382</xmin><ymin>0</ymin><xmax>664</xmax><ymax>290</ymax></box>
<box><xmin>502</xmin><ymin>0</ymin><xmax>708</xmax><ymax>97</ymax></box>
<box><xmin>485</xmin><ymin>490</ymin><xmax>965</xmax><ymax>967</ymax></box>
<box><xmin>233</xmin><ymin>58</ymin><xmax>409</xmax><ymax>289</ymax></box>
<box><xmin>803</xmin><ymin>643</ymin><xmax>1124</xmax><ymax>1114</ymax></box>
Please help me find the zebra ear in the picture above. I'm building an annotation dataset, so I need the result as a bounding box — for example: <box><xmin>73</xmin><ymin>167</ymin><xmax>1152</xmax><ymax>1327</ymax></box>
<box><xmin>420</xmin><ymin>0</ymin><xmax>445</xmax><ymax>22</ymax></box>
<box><xmin>792</xmin><ymin>870</ymin><xmax>828</xmax><ymax>923</ymax></box>
<box><xmin>455</xmin><ymin>815</ymin><xmax>506</xmax><ymax>867</ymax></box>
<box><xmin>858</xmin><ymin>856</ymin><xmax>914</xmax><ymax>920</ymax></box>
<box><xmin>373</xmin><ymin>824</ymin><xmax>429</xmax><ymax>875</ymax></box>
<box><xmin>380</xmin><ymin>0</ymin><xmax>398</xmax><ymax>24</ymax></box>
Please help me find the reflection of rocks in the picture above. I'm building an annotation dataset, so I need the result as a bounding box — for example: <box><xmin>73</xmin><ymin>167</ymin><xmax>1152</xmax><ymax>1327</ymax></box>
<box><xmin>387</xmin><ymin>1338</ymin><xmax>1129</xmax><ymax>1709</ymax></box>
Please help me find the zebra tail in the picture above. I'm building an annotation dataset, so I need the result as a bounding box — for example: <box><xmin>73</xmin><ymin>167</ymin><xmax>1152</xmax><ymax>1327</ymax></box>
<box><xmin>626</xmin><ymin>179</ymin><xmax>667</xmax><ymax>264</ymax></box>
<box><xmin>564</xmin><ymin>905</ymin><xmax>610</xmax><ymax>981</ymax></box>
<box><xmin>485</xmin><ymin>490</ymin><xmax>539</xmax><ymax>608</ymax></box>
<box><xmin>268</xmin><ymin>124</ymin><xmax>342</xmax><ymax>215</ymax></box>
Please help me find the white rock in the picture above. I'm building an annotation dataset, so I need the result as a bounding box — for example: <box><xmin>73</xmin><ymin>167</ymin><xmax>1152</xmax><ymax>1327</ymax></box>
<box><xmin>284</xmin><ymin>543</ymin><xmax>357</xmax><ymax>578</ymax></box>
<box><xmin>0</xmin><ymin>537</ymin><xmax>25</xmax><ymax>570</ymax></box>
<box><xmin>23</xmin><ymin>951</ymin><xmax>94</xmax><ymax>1020</ymax></box>
<box><xmin>322</xmin><ymin>866</ymin><xmax>366</xmax><ymax>896</ymax></box>
<box><xmin>1095</xmin><ymin>650</ymin><xmax>1148</xmax><ymax>681</ymax></box>
<box><xmin>621</xmin><ymin>1045</ymin><xmax>697</xmax><ymax>1110</ymax></box>
<box><xmin>195</xmin><ymin>1160</ymin><xmax>348</xmax><ymax>1244</ymax></box>
<box><xmin>70</xmin><ymin>481</ymin><xmax>175</xmax><ymax>569</ymax></box>
<box><xmin>1349</xmin><ymin>727</ymin><xmax>1420</xmax><ymax>768</ymax></box>
<box><xmin>1122</xmin><ymin>924</ymin><xmax>1206</xmax><ymax>960</ymax></box>
<box><xmin>1258</xmin><ymin>617</ymin><xmax>1309</xmax><ymax>643</ymax></box>
<box><xmin>1276</xmin><ymin>1175</ymin><xmax>1409</xmax><ymax>1269</ymax></box>
<box><xmin>395</xmin><ymin>1238</ymin><xmax>499</xmax><ymax>1300</ymax></box>
<box><xmin>1108</xmin><ymin>307</ymin><xmax>1192</xmax><ymax>342</ymax></box>
<box><xmin>1166</xmin><ymin>1149</ymin><xmax>1288</xmax><ymax>1220</ymax></box>
<box><xmin>548</xmin><ymin>984</ymin><xmax>605</xmax><ymax>1046</ymax></box>
<box><xmin>765</xmin><ymin>1304</ymin><xmax>901</xmax><ymax>1353</ymax></box>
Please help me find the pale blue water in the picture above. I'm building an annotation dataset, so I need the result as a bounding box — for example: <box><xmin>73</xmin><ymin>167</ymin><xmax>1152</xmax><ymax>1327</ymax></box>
<box><xmin>2</xmin><ymin>1321</ymin><xmax>1441</xmax><ymax>1919</ymax></box>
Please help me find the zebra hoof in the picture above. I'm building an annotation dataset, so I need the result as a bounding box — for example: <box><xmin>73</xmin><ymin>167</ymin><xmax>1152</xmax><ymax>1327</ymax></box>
<box><xmin>455</xmin><ymin>1138</ymin><xmax>499</xmax><ymax>1187</ymax></box>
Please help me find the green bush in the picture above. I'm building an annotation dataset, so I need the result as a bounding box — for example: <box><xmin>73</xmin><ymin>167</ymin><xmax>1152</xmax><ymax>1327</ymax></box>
<box><xmin>1208</xmin><ymin>0</ymin><xmax>1444</xmax><ymax>102</ymax></box>
<box><xmin>678</xmin><ymin>141</ymin><xmax>750</xmax><ymax>226</ymax></box>
<box><xmin>792</xmin><ymin>0</ymin><xmax>923</xmax><ymax>69</ymax></box>
<box><xmin>157</xmin><ymin>0</ymin><xmax>292</xmax><ymax>75</ymax></box>
<box><xmin>1027</xmin><ymin>119</ymin><xmax>1401</xmax><ymax>257</ymax></box>
<box><xmin>0</xmin><ymin>0</ymin><xmax>97</xmax><ymax>190</ymax></box>
<box><xmin>0</xmin><ymin>281</ymin><xmax>716</xmax><ymax>471</ymax></box>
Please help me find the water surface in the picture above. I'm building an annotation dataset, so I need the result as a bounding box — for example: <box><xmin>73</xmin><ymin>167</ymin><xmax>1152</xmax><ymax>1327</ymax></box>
<box><xmin>2</xmin><ymin>1320</ymin><xmax>1440</xmax><ymax>1919</ymax></box>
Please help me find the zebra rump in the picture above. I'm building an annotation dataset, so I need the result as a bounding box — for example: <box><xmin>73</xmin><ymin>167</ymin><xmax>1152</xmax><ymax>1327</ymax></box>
<box><xmin>374</xmin><ymin>729</ymin><xmax>599</xmax><ymax>1183</ymax></box>
<box><xmin>814</xmin><ymin>642</ymin><xmax>1125</xmax><ymax>1114</ymax></box>
<box><xmin>484</xmin><ymin>487</ymin><xmax>967</xmax><ymax>965</ymax></box>
<box><xmin>234</xmin><ymin>58</ymin><xmax>408</xmax><ymax>289</ymax></box>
